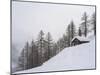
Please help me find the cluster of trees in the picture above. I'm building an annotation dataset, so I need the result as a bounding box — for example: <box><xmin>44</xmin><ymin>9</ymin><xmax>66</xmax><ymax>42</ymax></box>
<box><xmin>18</xmin><ymin>31</ymin><xmax>56</xmax><ymax>70</ymax></box>
<box><xmin>78</xmin><ymin>12</ymin><xmax>96</xmax><ymax>37</ymax></box>
<box><xmin>18</xmin><ymin>12</ymin><xmax>96</xmax><ymax>71</ymax></box>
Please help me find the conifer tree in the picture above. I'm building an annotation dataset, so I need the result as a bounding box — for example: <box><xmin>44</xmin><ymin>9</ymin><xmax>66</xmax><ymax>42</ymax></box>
<box><xmin>37</xmin><ymin>30</ymin><xmax>45</xmax><ymax>65</ymax></box>
<box><xmin>81</xmin><ymin>12</ymin><xmax>89</xmax><ymax>37</ymax></box>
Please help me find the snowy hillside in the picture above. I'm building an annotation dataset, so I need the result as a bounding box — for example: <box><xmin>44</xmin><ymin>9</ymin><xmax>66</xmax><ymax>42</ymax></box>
<box><xmin>14</xmin><ymin>37</ymin><xmax>95</xmax><ymax>74</ymax></box>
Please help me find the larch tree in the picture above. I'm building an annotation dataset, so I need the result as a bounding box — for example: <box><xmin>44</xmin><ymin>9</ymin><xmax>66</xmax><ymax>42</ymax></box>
<box><xmin>81</xmin><ymin>12</ymin><xmax>89</xmax><ymax>37</ymax></box>
<box><xmin>19</xmin><ymin>42</ymin><xmax>29</xmax><ymax>70</ymax></box>
<box><xmin>18</xmin><ymin>48</ymin><xmax>25</xmax><ymax>70</ymax></box>
<box><xmin>70</xmin><ymin>20</ymin><xmax>76</xmax><ymax>39</ymax></box>
<box><xmin>45</xmin><ymin>32</ymin><xmax>53</xmax><ymax>61</ymax></box>
<box><xmin>78</xmin><ymin>27</ymin><xmax>82</xmax><ymax>36</ymax></box>
<box><xmin>91</xmin><ymin>12</ymin><xmax>96</xmax><ymax>35</ymax></box>
<box><xmin>37</xmin><ymin>30</ymin><xmax>45</xmax><ymax>65</ymax></box>
<box><xmin>24</xmin><ymin>42</ymin><xmax>29</xmax><ymax>69</ymax></box>
<box><xmin>66</xmin><ymin>21</ymin><xmax>76</xmax><ymax>46</ymax></box>
<box><xmin>29</xmin><ymin>40</ymin><xmax>38</xmax><ymax>68</ymax></box>
<box><xmin>52</xmin><ymin>43</ymin><xmax>58</xmax><ymax>56</ymax></box>
<box><xmin>66</xmin><ymin>24</ymin><xmax>71</xmax><ymax>46</ymax></box>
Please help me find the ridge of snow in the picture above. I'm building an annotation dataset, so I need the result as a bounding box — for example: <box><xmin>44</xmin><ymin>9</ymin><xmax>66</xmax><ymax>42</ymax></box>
<box><xmin>14</xmin><ymin>37</ymin><xmax>95</xmax><ymax>74</ymax></box>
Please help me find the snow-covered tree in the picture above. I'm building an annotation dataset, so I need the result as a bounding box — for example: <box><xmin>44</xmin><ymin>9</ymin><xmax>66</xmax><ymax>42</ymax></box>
<box><xmin>91</xmin><ymin>12</ymin><xmax>96</xmax><ymax>35</ymax></box>
<box><xmin>62</xmin><ymin>34</ymin><xmax>69</xmax><ymax>48</ymax></box>
<box><xmin>24</xmin><ymin>42</ymin><xmax>29</xmax><ymax>69</ymax></box>
<box><xmin>37</xmin><ymin>30</ymin><xmax>45</xmax><ymax>65</ymax></box>
<box><xmin>66</xmin><ymin>21</ymin><xmax>76</xmax><ymax>46</ymax></box>
<box><xmin>18</xmin><ymin>42</ymin><xmax>29</xmax><ymax>70</ymax></box>
<box><xmin>70</xmin><ymin>20</ymin><xmax>76</xmax><ymax>38</ymax></box>
<box><xmin>52</xmin><ymin>43</ymin><xmax>59</xmax><ymax>56</ymax></box>
<box><xmin>27</xmin><ymin>40</ymin><xmax>39</xmax><ymax>69</ymax></box>
<box><xmin>45</xmin><ymin>32</ymin><xmax>53</xmax><ymax>61</ymax></box>
<box><xmin>81</xmin><ymin>12</ymin><xmax>89</xmax><ymax>37</ymax></box>
<box><xmin>78</xmin><ymin>27</ymin><xmax>82</xmax><ymax>36</ymax></box>
<box><xmin>18</xmin><ymin>48</ymin><xmax>25</xmax><ymax>70</ymax></box>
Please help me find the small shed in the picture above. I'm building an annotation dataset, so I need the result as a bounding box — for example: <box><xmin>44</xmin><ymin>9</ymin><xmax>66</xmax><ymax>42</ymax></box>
<box><xmin>71</xmin><ymin>36</ymin><xmax>89</xmax><ymax>46</ymax></box>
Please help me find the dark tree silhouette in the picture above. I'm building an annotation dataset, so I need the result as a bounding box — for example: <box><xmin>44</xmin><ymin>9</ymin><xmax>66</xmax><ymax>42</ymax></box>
<box><xmin>52</xmin><ymin>43</ymin><xmax>58</xmax><ymax>56</ymax></box>
<box><xmin>91</xmin><ymin>12</ymin><xmax>96</xmax><ymax>35</ymax></box>
<box><xmin>70</xmin><ymin>20</ymin><xmax>76</xmax><ymax>39</ymax></box>
<box><xmin>62</xmin><ymin>34</ymin><xmax>68</xmax><ymax>48</ymax></box>
<box><xmin>67</xmin><ymin>24</ymin><xmax>71</xmax><ymax>46</ymax></box>
<box><xmin>24</xmin><ymin>42</ymin><xmax>29</xmax><ymax>69</ymax></box>
<box><xmin>18</xmin><ymin>42</ymin><xmax>29</xmax><ymax>70</ymax></box>
<box><xmin>29</xmin><ymin>40</ymin><xmax>39</xmax><ymax>68</ymax></box>
<box><xmin>66</xmin><ymin>21</ymin><xmax>76</xmax><ymax>46</ymax></box>
<box><xmin>81</xmin><ymin>12</ymin><xmax>89</xmax><ymax>37</ymax></box>
<box><xmin>37</xmin><ymin>30</ymin><xmax>45</xmax><ymax>65</ymax></box>
<box><xmin>45</xmin><ymin>32</ymin><xmax>53</xmax><ymax>60</ymax></box>
<box><xmin>18</xmin><ymin>48</ymin><xmax>25</xmax><ymax>70</ymax></box>
<box><xmin>78</xmin><ymin>27</ymin><xmax>82</xmax><ymax>36</ymax></box>
<box><xmin>57</xmin><ymin>38</ymin><xmax>63</xmax><ymax>52</ymax></box>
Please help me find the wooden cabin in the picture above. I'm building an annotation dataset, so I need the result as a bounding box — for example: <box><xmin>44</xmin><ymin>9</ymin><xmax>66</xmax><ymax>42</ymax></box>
<box><xmin>71</xmin><ymin>36</ymin><xmax>89</xmax><ymax>46</ymax></box>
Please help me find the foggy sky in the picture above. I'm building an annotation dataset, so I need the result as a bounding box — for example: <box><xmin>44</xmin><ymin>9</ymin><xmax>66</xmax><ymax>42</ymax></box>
<box><xmin>12</xmin><ymin>1</ymin><xmax>95</xmax><ymax>51</ymax></box>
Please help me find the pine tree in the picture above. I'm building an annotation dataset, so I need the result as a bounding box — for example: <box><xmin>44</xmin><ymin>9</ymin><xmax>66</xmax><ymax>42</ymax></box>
<box><xmin>37</xmin><ymin>30</ymin><xmax>45</xmax><ymax>65</ymax></box>
<box><xmin>57</xmin><ymin>38</ymin><xmax>62</xmax><ymax>52</ymax></box>
<box><xmin>18</xmin><ymin>42</ymin><xmax>29</xmax><ymax>70</ymax></box>
<box><xmin>78</xmin><ymin>27</ymin><xmax>82</xmax><ymax>36</ymax></box>
<box><xmin>66</xmin><ymin>21</ymin><xmax>76</xmax><ymax>46</ymax></box>
<box><xmin>66</xmin><ymin>24</ymin><xmax>71</xmax><ymax>46</ymax></box>
<box><xmin>62</xmin><ymin>34</ymin><xmax>68</xmax><ymax>48</ymax></box>
<box><xmin>91</xmin><ymin>12</ymin><xmax>96</xmax><ymax>35</ymax></box>
<box><xmin>18</xmin><ymin>48</ymin><xmax>25</xmax><ymax>70</ymax></box>
<box><xmin>24</xmin><ymin>42</ymin><xmax>29</xmax><ymax>69</ymax></box>
<box><xmin>70</xmin><ymin>20</ymin><xmax>76</xmax><ymax>39</ymax></box>
<box><xmin>28</xmin><ymin>41</ymin><xmax>33</xmax><ymax>69</ymax></box>
<box><xmin>29</xmin><ymin>40</ymin><xmax>38</xmax><ymax>68</ymax></box>
<box><xmin>81</xmin><ymin>12</ymin><xmax>89</xmax><ymax>37</ymax></box>
<box><xmin>45</xmin><ymin>32</ymin><xmax>53</xmax><ymax>60</ymax></box>
<box><xmin>52</xmin><ymin>43</ymin><xmax>58</xmax><ymax>56</ymax></box>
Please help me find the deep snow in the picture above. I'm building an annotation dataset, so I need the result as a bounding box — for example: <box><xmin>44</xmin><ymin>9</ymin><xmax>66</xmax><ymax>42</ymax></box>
<box><xmin>14</xmin><ymin>37</ymin><xmax>95</xmax><ymax>74</ymax></box>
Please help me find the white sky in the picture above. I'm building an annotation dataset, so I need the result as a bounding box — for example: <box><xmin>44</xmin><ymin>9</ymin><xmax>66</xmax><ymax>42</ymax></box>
<box><xmin>12</xmin><ymin>1</ymin><xmax>95</xmax><ymax>50</ymax></box>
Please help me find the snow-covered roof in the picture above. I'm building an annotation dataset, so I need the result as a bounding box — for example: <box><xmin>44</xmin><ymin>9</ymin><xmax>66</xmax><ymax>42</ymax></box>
<box><xmin>71</xmin><ymin>36</ymin><xmax>89</xmax><ymax>42</ymax></box>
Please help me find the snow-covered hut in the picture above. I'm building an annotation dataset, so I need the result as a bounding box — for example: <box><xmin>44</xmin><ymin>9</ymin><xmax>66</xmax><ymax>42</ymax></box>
<box><xmin>71</xmin><ymin>36</ymin><xmax>89</xmax><ymax>46</ymax></box>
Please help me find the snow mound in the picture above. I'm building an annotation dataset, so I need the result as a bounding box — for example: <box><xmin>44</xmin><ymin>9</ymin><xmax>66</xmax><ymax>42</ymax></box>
<box><xmin>14</xmin><ymin>38</ymin><xmax>95</xmax><ymax>74</ymax></box>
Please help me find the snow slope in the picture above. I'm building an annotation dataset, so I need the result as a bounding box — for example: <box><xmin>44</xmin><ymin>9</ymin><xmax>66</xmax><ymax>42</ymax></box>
<box><xmin>14</xmin><ymin>38</ymin><xmax>95</xmax><ymax>74</ymax></box>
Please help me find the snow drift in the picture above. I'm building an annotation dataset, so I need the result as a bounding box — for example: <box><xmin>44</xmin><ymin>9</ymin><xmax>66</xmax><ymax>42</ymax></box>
<box><xmin>14</xmin><ymin>38</ymin><xmax>95</xmax><ymax>74</ymax></box>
